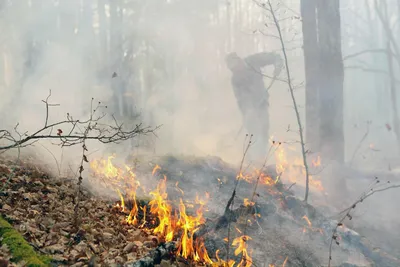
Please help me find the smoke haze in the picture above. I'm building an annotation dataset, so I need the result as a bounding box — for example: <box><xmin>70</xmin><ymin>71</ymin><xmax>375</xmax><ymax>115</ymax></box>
<box><xmin>1</xmin><ymin>0</ymin><xmax>400</xmax><ymax>263</ymax></box>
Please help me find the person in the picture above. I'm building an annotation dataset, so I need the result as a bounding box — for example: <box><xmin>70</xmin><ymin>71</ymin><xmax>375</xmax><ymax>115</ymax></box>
<box><xmin>225</xmin><ymin>51</ymin><xmax>283</xmax><ymax>162</ymax></box>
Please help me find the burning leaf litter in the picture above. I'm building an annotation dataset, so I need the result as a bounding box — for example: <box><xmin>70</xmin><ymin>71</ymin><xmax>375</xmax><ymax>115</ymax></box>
<box><xmin>1</xmin><ymin>150</ymin><xmax>393</xmax><ymax>266</ymax></box>
<box><xmin>89</xmin><ymin>157</ymin><xmax>255</xmax><ymax>266</ymax></box>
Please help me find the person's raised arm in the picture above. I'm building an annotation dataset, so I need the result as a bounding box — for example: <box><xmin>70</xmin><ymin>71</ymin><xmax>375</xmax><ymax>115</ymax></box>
<box><xmin>245</xmin><ymin>52</ymin><xmax>283</xmax><ymax>75</ymax></box>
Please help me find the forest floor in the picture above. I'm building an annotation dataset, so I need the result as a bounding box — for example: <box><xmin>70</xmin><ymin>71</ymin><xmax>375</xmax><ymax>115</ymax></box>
<box><xmin>0</xmin><ymin>154</ymin><xmax>399</xmax><ymax>267</ymax></box>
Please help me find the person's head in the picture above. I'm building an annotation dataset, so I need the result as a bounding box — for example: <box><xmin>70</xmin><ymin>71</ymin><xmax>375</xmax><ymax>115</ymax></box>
<box><xmin>225</xmin><ymin>52</ymin><xmax>245</xmax><ymax>71</ymax></box>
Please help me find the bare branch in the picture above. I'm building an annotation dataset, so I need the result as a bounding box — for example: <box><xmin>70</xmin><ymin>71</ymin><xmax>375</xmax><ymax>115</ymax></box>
<box><xmin>0</xmin><ymin>96</ymin><xmax>158</xmax><ymax>152</ymax></box>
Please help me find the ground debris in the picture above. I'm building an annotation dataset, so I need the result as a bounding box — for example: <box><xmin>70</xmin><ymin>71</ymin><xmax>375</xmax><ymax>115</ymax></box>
<box><xmin>0</xmin><ymin>158</ymin><xmax>151</xmax><ymax>266</ymax></box>
<box><xmin>1</xmin><ymin>155</ymin><xmax>399</xmax><ymax>267</ymax></box>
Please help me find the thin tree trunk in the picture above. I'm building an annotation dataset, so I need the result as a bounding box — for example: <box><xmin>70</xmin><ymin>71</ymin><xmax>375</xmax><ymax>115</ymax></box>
<box><xmin>301</xmin><ymin>0</ymin><xmax>320</xmax><ymax>153</ymax></box>
<box><xmin>316</xmin><ymin>0</ymin><xmax>345</xmax><ymax>163</ymax></box>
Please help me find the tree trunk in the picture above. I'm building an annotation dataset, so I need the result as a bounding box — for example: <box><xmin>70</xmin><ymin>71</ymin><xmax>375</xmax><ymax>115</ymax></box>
<box><xmin>316</xmin><ymin>0</ymin><xmax>345</xmax><ymax>163</ymax></box>
<box><xmin>301</xmin><ymin>0</ymin><xmax>320</xmax><ymax>153</ymax></box>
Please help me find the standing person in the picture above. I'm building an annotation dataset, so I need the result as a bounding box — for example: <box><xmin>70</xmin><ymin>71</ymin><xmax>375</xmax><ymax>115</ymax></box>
<box><xmin>225</xmin><ymin>52</ymin><xmax>283</xmax><ymax>162</ymax></box>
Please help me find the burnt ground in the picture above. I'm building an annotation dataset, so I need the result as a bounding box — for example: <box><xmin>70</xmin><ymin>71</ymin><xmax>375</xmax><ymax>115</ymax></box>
<box><xmin>0</xmin><ymin>154</ymin><xmax>399</xmax><ymax>267</ymax></box>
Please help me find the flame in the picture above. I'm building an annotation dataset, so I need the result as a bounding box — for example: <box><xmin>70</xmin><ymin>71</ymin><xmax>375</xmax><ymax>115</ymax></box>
<box><xmin>91</xmin><ymin>157</ymin><xmax>263</xmax><ymax>266</ymax></box>
<box><xmin>301</xmin><ymin>215</ymin><xmax>324</xmax><ymax>235</ymax></box>
<box><xmin>194</xmin><ymin>237</ymin><xmax>213</xmax><ymax>264</ymax></box>
<box><xmin>302</xmin><ymin>215</ymin><xmax>312</xmax><ymax>228</ymax></box>
<box><xmin>125</xmin><ymin>166</ymin><xmax>141</xmax><ymax>225</ymax></box>
<box><xmin>175</xmin><ymin>181</ymin><xmax>185</xmax><ymax>195</ymax></box>
<box><xmin>152</xmin><ymin>164</ymin><xmax>161</xmax><ymax>175</ymax></box>
<box><xmin>213</xmin><ymin>250</ymin><xmax>235</xmax><ymax>267</ymax></box>
<box><xmin>282</xmin><ymin>256</ymin><xmax>288</xmax><ymax>267</ymax></box>
<box><xmin>274</xmin><ymin>145</ymin><xmax>288</xmax><ymax>175</ymax></box>
<box><xmin>176</xmin><ymin>198</ymin><xmax>206</xmax><ymax>259</ymax></box>
<box><xmin>232</xmin><ymin>235</ymin><xmax>252</xmax><ymax>267</ymax></box>
<box><xmin>148</xmin><ymin>176</ymin><xmax>176</xmax><ymax>241</ymax></box>
<box><xmin>273</xmin><ymin>143</ymin><xmax>324</xmax><ymax>192</ymax></box>
<box><xmin>311</xmin><ymin>156</ymin><xmax>321</xmax><ymax>167</ymax></box>
<box><xmin>243</xmin><ymin>198</ymin><xmax>255</xmax><ymax>207</ymax></box>
<box><xmin>90</xmin><ymin>155</ymin><xmax>122</xmax><ymax>180</ymax></box>
<box><xmin>116</xmin><ymin>189</ymin><xmax>126</xmax><ymax>212</ymax></box>
<box><xmin>139</xmin><ymin>205</ymin><xmax>147</xmax><ymax>228</ymax></box>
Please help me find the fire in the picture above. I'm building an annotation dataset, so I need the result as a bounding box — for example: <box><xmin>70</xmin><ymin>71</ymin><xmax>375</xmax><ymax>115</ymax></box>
<box><xmin>311</xmin><ymin>156</ymin><xmax>321</xmax><ymax>167</ymax></box>
<box><xmin>148</xmin><ymin>176</ymin><xmax>176</xmax><ymax>241</ymax></box>
<box><xmin>282</xmin><ymin>256</ymin><xmax>288</xmax><ymax>267</ymax></box>
<box><xmin>125</xmin><ymin>166</ymin><xmax>141</xmax><ymax>225</ymax></box>
<box><xmin>213</xmin><ymin>250</ymin><xmax>235</xmax><ymax>267</ymax></box>
<box><xmin>232</xmin><ymin>235</ymin><xmax>252</xmax><ymax>267</ymax></box>
<box><xmin>302</xmin><ymin>215</ymin><xmax>312</xmax><ymax>227</ymax></box>
<box><xmin>175</xmin><ymin>181</ymin><xmax>185</xmax><ymax>195</ymax></box>
<box><xmin>301</xmin><ymin>215</ymin><xmax>324</xmax><ymax>235</ymax></box>
<box><xmin>274</xmin><ymin>145</ymin><xmax>287</xmax><ymax>175</ymax></box>
<box><xmin>139</xmin><ymin>205</ymin><xmax>147</xmax><ymax>228</ymax></box>
<box><xmin>147</xmin><ymin>174</ymin><xmax>214</xmax><ymax>263</ymax></box>
<box><xmin>273</xmin><ymin>143</ymin><xmax>324</xmax><ymax>192</ymax></box>
<box><xmin>116</xmin><ymin>189</ymin><xmax>126</xmax><ymax>212</ymax></box>
<box><xmin>90</xmin><ymin>155</ymin><xmax>122</xmax><ymax>180</ymax></box>
<box><xmin>152</xmin><ymin>164</ymin><xmax>161</xmax><ymax>175</ymax></box>
<box><xmin>243</xmin><ymin>198</ymin><xmax>255</xmax><ymax>207</ymax></box>
<box><xmin>90</xmin><ymin>157</ymin><xmax>261</xmax><ymax>266</ymax></box>
<box><xmin>176</xmin><ymin>198</ymin><xmax>206</xmax><ymax>259</ymax></box>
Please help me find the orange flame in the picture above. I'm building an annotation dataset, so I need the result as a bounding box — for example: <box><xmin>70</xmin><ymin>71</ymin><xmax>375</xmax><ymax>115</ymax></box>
<box><xmin>282</xmin><ymin>256</ymin><xmax>288</xmax><ymax>267</ymax></box>
<box><xmin>311</xmin><ymin>156</ymin><xmax>321</xmax><ymax>167</ymax></box>
<box><xmin>302</xmin><ymin>215</ymin><xmax>312</xmax><ymax>228</ymax></box>
<box><xmin>116</xmin><ymin>189</ymin><xmax>126</xmax><ymax>212</ymax></box>
<box><xmin>232</xmin><ymin>235</ymin><xmax>253</xmax><ymax>267</ymax></box>
<box><xmin>148</xmin><ymin>176</ymin><xmax>176</xmax><ymax>241</ymax></box>
<box><xmin>91</xmin><ymin>157</ymin><xmax>263</xmax><ymax>266</ymax></box>
<box><xmin>152</xmin><ymin>164</ymin><xmax>161</xmax><ymax>176</ymax></box>
<box><xmin>125</xmin><ymin>166</ymin><xmax>141</xmax><ymax>225</ymax></box>
<box><xmin>243</xmin><ymin>198</ymin><xmax>255</xmax><ymax>207</ymax></box>
<box><xmin>273</xmin><ymin>143</ymin><xmax>324</xmax><ymax>192</ymax></box>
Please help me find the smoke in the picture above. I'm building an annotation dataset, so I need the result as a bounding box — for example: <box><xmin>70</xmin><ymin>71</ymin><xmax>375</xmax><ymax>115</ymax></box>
<box><xmin>0</xmin><ymin>0</ymin><xmax>304</xmax><ymax>167</ymax></box>
<box><xmin>1</xmin><ymin>0</ymin><xmax>400</xmax><ymax>262</ymax></box>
